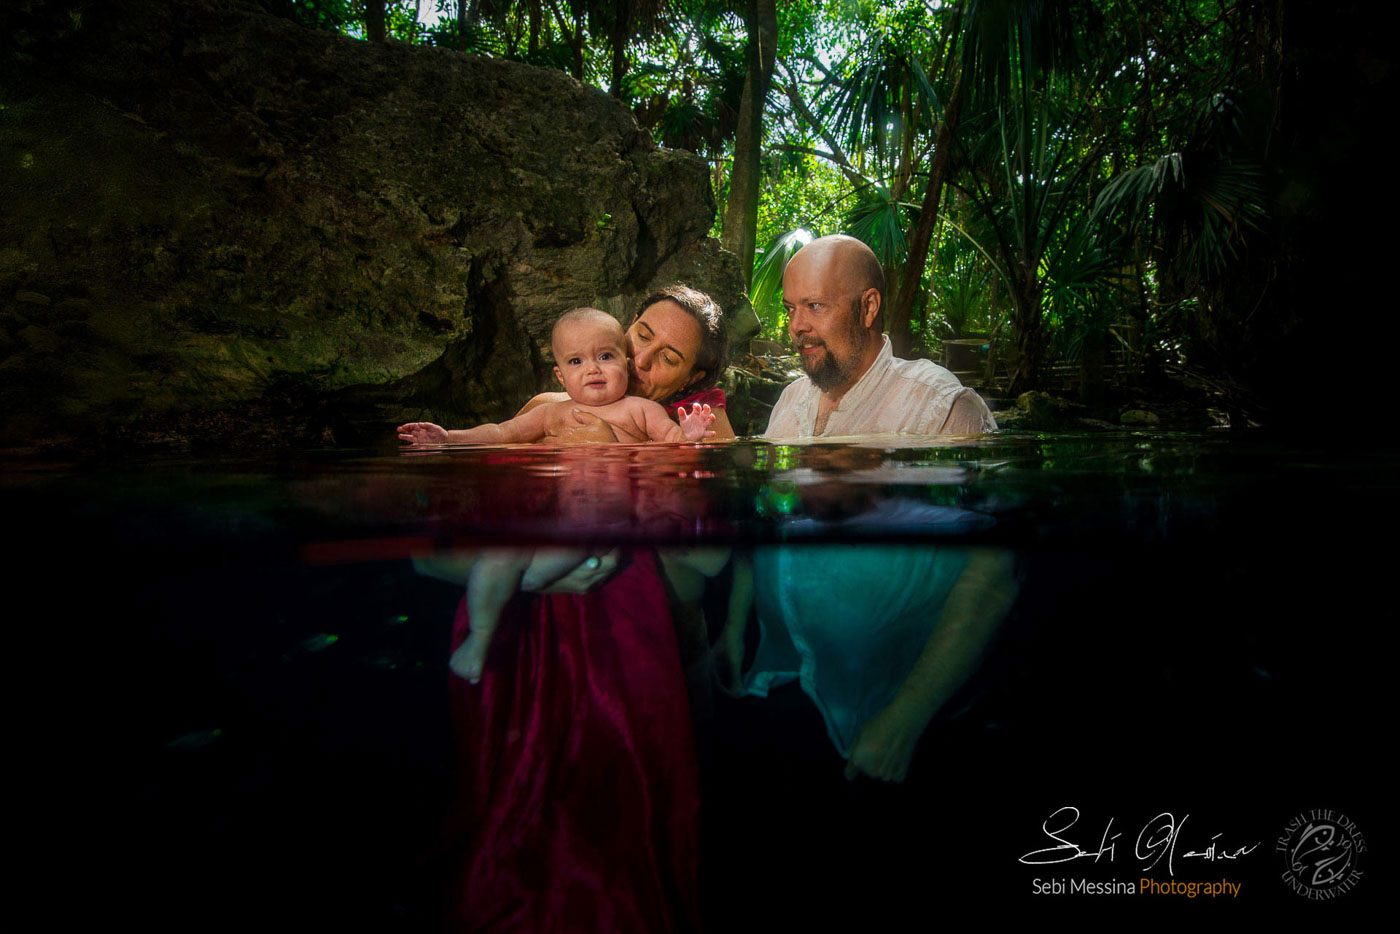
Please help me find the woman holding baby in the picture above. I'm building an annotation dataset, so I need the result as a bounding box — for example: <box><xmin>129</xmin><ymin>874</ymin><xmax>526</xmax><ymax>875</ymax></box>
<box><xmin>520</xmin><ymin>284</ymin><xmax>736</xmax><ymax>441</ymax></box>
<box><xmin>408</xmin><ymin>284</ymin><xmax>733</xmax><ymax>934</ymax></box>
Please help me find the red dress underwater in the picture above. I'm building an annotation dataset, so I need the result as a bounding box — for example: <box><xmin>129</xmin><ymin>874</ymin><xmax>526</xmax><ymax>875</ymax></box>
<box><xmin>439</xmin><ymin>549</ymin><xmax>701</xmax><ymax>933</ymax></box>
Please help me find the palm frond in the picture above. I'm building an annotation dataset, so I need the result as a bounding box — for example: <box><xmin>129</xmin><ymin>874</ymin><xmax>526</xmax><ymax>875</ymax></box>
<box><xmin>842</xmin><ymin>186</ymin><xmax>909</xmax><ymax>271</ymax></box>
<box><xmin>750</xmin><ymin>228</ymin><xmax>816</xmax><ymax>327</ymax></box>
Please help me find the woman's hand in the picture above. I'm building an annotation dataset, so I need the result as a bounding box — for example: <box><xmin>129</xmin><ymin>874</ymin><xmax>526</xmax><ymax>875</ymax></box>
<box><xmin>417</xmin><ymin>549</ymin><xmax>621</xmax><ymax>593</ymax></box>
<box><xmin>525</xmin><ymin>548</ymin><xmax>621</xmax><ymax>593</ymax></box>
<box><xmin>543</xmin><ymin>409</ymin><xmax>622</xmax><ymax>444</ymax></box>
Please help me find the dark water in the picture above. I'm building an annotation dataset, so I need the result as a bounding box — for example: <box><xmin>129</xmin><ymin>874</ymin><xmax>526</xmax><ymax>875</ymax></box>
<box><xmin>8</xmin><ymin>433</ymin><xmax>1389</xmax><ymax>925</ymax></box>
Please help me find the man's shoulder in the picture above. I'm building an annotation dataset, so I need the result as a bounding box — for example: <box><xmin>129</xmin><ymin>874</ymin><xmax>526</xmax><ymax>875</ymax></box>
<box><xmin>885</xmin><ymin>354</ymin><xmax>963</xmax><ymax>390</ymax></box>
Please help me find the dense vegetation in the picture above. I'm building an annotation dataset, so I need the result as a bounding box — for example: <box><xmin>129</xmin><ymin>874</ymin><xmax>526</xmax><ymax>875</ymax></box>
<box><xmin>18</xmin><ymin>0</ymin><xmax>1390</xmax><ymax>426</ymax></box>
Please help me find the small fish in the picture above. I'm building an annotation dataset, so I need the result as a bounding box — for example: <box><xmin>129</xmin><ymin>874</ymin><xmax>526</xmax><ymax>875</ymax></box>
<box><xmin>283</xmin><ymin>633</ymin><xmax>341</xmax><ymax>661</ymax></box>
<box><xmin>165</xmin><ymin>729</ymin><xmax>223</xmax><ymax>751</ymax></box>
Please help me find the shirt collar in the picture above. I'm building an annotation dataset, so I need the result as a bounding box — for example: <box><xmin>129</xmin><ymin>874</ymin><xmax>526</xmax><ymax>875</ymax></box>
<box><xmin>831</xmin><ymin>334</ymin><xmax>893</xmax><ymax>413</ymax></box>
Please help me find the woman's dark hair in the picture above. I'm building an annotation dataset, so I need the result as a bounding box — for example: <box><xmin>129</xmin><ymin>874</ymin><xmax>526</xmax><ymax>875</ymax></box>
<box><xmin>632</xmin><ymin>284</ymin><xmax>729</xmax><ymax>402</ymax></box>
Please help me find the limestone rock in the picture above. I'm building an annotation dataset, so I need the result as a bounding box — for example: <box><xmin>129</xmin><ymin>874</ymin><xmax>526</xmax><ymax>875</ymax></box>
<box><xmin>1013</xmin><ymin>391</ymin><xmax>1082</xmax><ymax>431</ymax></box>
<box><xmin>0</xmin><ymin>0</ymin><xmax>752</xmax><ymax>448</ymax></box>
<box><xmin>1119</xmin><ymin>409</ymin><xmax>1161</xmax><ymax>426</ymax></box>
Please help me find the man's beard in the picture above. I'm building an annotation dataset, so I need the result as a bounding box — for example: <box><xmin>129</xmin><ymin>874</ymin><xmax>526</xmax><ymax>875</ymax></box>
<box><xmin>800</xmin><ymin>306</ymin><xmax>869</xmax><ymax>391</ymax></box>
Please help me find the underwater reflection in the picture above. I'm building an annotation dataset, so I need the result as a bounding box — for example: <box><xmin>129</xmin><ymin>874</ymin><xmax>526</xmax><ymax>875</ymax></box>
<box><xmin>27</xmin><ymin>435</ymin><xmax>1383</xmax><ymax>926</ymax></box>
<box><xmin>411</xmin><ymin>446</ymin><xmax>1017</xmax><ymax>931</ymax></box>
<box><xmin>410</xmin><ymin>447</ymin><xmax>733</xmax><ymax>933</ymax></box>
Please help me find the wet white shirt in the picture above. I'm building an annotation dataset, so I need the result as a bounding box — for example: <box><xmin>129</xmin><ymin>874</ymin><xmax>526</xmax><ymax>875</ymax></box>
<box><xmin>763</xmin><ymin>336</ymin><xmax>996</xmax><ymax>438</ymax></box>
<box><xmin>743</xmin><ymin>500</ymin><xmax>989</xmax><ymax>756</ymax></box>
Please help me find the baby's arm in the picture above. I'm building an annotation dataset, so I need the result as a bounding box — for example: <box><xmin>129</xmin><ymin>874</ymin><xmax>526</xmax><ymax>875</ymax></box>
<box><xmin>398</xmin><ymin>422</ymin><xmax>450</xmax><ymax>444</ymax></box>
<box><xmin>398</xmin><ymin>405</ymin><xmax>555</xmax><ymax>445</ymax></box>
<box><xmin>637</xmin><ymin>399</ymin><xmax>716</xmax><ymax>442</ymax></box>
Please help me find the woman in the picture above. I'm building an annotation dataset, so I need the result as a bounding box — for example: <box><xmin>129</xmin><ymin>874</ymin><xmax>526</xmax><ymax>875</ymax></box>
<box><xmin>422</xmin><ymin>286</ymin><xmax>733</xmax><ymax>933</ymax></box>
<box><xmin>517</xmin><ymin>284</ymin><xmax>736</xmax><ymax>441</ymax></box>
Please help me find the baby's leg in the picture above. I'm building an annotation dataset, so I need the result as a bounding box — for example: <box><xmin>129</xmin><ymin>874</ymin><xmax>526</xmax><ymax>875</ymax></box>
<box><xmin>451</xmin><ymin>550</ymin><xmax>531</xmax><ymax>683</ymax></box>
<box><xmin>518</xmin><ymin>548</ymin><xmax>590</xmax><ymax>592</ymax></box>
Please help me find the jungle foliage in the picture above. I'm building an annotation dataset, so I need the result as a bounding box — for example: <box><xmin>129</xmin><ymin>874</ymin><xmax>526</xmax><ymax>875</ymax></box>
<box><xmin>262</xmin><ymin>0</ymin><xmax>1390</xmax><ymax>423</ymax></box>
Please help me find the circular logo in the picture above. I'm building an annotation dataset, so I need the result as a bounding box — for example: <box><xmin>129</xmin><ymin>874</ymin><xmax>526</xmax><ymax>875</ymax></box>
<box><xmin>1277</xmin><ymin>810</ymin><xmax>1366</xmax><ymax>900</ymax></box>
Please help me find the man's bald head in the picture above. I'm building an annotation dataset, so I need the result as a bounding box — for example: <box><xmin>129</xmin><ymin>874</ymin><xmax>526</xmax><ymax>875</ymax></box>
<box><xmin>786</xmin><ymin>235</ymin><xmax>884</xmax><ymax>330</ymax></box>
<box><xmin>792</xmin><ymin>234</ymin><xmax>883</xmax><ymax>296</ymax></box>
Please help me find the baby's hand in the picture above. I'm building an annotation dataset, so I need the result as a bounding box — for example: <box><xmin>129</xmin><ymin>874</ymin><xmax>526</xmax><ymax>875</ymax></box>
<box><xmin>397</xmin><ymin>422</ymin><xmax>450</xmax><ymax>445</ymax></box>
<box><xmin>677</xmin><ymin>404</ymin><xmax>716</xmax><ymax>441</ymax></box>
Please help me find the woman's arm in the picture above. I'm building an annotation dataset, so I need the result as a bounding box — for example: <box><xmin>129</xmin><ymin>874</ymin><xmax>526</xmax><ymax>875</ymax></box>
<box><xmin>708</xmin><ymin>407</ymin><xmax>737</xmax><ymax>440</ymax></box>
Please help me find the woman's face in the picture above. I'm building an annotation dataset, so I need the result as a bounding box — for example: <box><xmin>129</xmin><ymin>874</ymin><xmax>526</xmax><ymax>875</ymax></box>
<box><xmin>625</xmin><ymin>300</ymin><xmax>706</xmax><ymax>402</ymax></box>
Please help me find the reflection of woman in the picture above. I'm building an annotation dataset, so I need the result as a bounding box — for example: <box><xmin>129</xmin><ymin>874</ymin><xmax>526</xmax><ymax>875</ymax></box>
<box><xmin>518</xmin><ymin>284</ymin><xmax>735</xmax><ymax>441</ymax></box>
<box><xmin>423</xmin><ymin>286</ymin><xmax>733</xmax><ymax>933</ymax></box>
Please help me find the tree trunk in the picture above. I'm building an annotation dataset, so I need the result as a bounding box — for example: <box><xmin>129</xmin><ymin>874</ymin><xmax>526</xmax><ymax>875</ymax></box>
<box><xmin>1007</xmin><ymin>268</ymin><xmax>1044</xmax><ymax>396</ymax></box>
<box><xmin>364</xmin><ymin>0</ymin><xmax>387</xmax><ymax>43</ymax></box>
<box><xmin>458</xmin><ymin>0</ymin><xmax>483</xmax><ymax>49</ymax></box>
<box><xmin>720</xmin><ymin>0</ymin><xmax>778</xmax><ymax>292</ymax></box>
<box><xmin>890</xmin><ymin>72</ymin><xmax>963</xmax><ymax>358</ymax></box>
<box><xmin>609</xmin><ymin>2</ymin><xmax>630</xmax><ymax>98</ymax></box>
<box><xmin>546</xmin><ymin>2</ymin><xmax>585</xmax><ymax>79</ymax></box>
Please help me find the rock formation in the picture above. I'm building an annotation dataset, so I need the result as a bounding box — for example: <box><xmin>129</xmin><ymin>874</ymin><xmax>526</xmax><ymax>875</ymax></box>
<box><xmin>0</xmin><ymin>0</ymin><xmax>754</xmax><ymax>448</ymax></box>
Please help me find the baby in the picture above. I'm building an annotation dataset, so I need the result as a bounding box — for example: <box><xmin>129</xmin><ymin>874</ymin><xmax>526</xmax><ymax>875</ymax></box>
<box><xmin>398</xmin><ymin>307</ymin><xmax>715</xmax><ymax>683</ymax></box>
<box><xmin>396</xmin><ymin>306</ymin><xmax>714</xmax><ymax>446</ymax></box>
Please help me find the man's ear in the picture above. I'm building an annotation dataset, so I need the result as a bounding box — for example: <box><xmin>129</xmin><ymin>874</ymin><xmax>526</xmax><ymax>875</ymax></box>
<box><xmin>861</xmin><ymin>288</ymin><xmax>882</xmax><ymax>329</ymax></box>
<box><xmin>553</xmin><ymin>365</ymin><xmax>564</xmax><ymax>387</ymax></box>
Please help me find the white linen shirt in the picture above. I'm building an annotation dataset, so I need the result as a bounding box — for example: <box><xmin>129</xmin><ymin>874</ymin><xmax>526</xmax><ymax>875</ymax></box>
<box><xmin>763</xmin><ymin>335</ymin><xmax>995</xmax><ymax>438</ymax></box>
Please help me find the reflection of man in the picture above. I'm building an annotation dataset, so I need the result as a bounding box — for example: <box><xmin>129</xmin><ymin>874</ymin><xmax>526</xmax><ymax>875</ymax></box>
<box><xmin>730</xmin><ymin>504</ymin><xmax>1016</xmax><ymax>784</ymax></box>
<box><xmin>732</xmin><ymin>236</ymin><xmax>1009</xmax><ymax>784</ymax></box>
<box><xmin>764</xmin><ymin>234</ymin><xmax>996</xmax><ymax>438</ymax></box>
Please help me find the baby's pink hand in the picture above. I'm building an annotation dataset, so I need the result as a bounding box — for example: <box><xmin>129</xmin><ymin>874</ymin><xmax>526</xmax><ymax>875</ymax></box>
<box><xmin>677</xmin><ymin>404</ymin><xmax>716</xmax><ymax>441</ymax></box>
<box><xmin>397</xmin><ymin>421</ymin><xmax>449</xmax><ymax>444</ymax></box>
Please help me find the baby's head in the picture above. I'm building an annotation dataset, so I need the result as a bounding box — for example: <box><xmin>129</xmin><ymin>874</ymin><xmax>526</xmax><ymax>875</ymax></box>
<box><xmin>551</xmin><ymin>308</ymin><xmax>630</xmax><ymax>407</ymax></box>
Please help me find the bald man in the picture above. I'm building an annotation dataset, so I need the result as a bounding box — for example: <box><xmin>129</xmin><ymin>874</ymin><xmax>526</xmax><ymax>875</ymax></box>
<box><xmin>729</xmin><ymin>237</ymin><xmax>1010</xmax><ymax>787</ymax></box>
<box><xmin>764</xmin><ymin>235</ymin><xmax>996</xmax><ymax>438</ymax></box>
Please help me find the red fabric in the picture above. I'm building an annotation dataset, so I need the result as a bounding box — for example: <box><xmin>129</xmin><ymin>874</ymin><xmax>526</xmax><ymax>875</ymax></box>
<box><xmin>664</xmin><ymin>387</ymin><xmax>726</xmax><ymax>420</ymax></box>
<box><xmin>441</xmin><ymin>550</ymin><xmax>701</xmax><ymax>933</ymax></box>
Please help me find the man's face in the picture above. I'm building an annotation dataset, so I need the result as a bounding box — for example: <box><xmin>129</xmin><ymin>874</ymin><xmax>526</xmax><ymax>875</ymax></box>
<box><xmin>551</xmin><ymin>317</ymin><xmax>630</xmax><ymax>407</ymax></box>
<box><xmin>783</xmin><ymin>251</ymin><xmax>871</xmax><ymax>392</ymax></box>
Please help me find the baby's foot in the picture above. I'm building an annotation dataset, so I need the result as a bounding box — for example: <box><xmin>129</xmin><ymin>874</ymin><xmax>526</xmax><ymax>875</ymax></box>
<box><xmin>449</xmin><ymin>622</ymin><xmax>497</xmax><ymax>684</ymax></box>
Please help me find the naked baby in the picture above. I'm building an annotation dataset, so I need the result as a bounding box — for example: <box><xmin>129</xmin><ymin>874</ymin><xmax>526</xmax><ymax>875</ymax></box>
<box><xmin>396</xmin><ymin>306</ymin><xmax>715</xmax><ymax>446</ymax></box>
<box><xmin>398</xmin><ymin>307</ymin><xmax>715</xmax><ymax>682</ymax></box>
